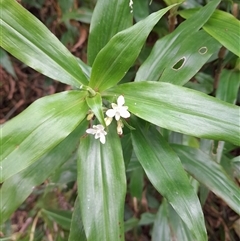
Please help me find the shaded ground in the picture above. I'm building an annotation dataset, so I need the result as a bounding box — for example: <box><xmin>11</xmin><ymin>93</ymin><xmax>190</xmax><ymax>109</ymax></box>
<box><xmin>0</xmin><ymin>64</ymin><xmax>67</xmax><ymax>124</ymax></box>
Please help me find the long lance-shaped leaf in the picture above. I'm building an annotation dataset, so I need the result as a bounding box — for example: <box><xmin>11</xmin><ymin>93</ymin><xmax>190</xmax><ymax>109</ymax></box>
<box><xmin>0</xmin><ymin>120</ymin><xmax>87</xmax><ymax>224</ymax></box>
<box><xmin>87</xmin><ymin>0</ymin><xmax>132</xmax><ymax>65</ymax></box>
<box><xmin>172</xmin><ymin>145</ymin><xmax>240</xmax><ymax>214</ymax></box>
<box><xmin>152</xmin><ymin>201</ymin><xmax>171</xmax><ymax>241</ymax></box>
<box><xmin>179</xmin><ymin>9</ymin><xmax>240</xmax><ymax>57</ymax></box>
<box><xmin>131</xmin><ymin>119</ymin><xmax>207</xmax><ymax>241</ymax></box>
<box><xmin>104</xmin><ymin>81</ymin><xmax>239</xmax><ymax>145</ymax></box>
<box><xmin>0</xmin><ymin>0</ymin><xmax>88</xmax><ymax>87</ymax></box>
<box><xmin>41</xmin><ymin>209</ymin><xmax>72</xmax><ymax>230</ymax></box>
<box><xmin>135</xmin><ymin>0</ymin><xmax>221</xmax><ymax>85</ymax></box>
<box><xmin>0</xmin><ymin>91</ymin><xmax>88</xmax><ymax>182</ymax></box>
<box><xmin>216</xmin><ymin>69</ymin><xmax>240</xmax><ymax>104</ymax></box>
<box><xmin>0</xmin><ymin>48</ymin><xmax>17</xmax><ymax>79</ymax></box>
<box><xmin>89</xmin><ymin>4</ymin><xmax>177</xmax><ymax>92</ymax></box>
<box><xmin>78</xmin><ymin>124</ymin><xmax>126</xmax><ymax>241</ymax></box>
<box><xmin>69</xmin><ymin>197</ymin><xmax>87</xmax><ymax>241</ymax></box>
<box><xmin>155</xmin><ymin>31</ymin><xmax>220</xmax><ymax>85</ymax></box>
<box><xmin>152</xmin><ymin>200</ymin><xmax>195</xmax><ymax>241</ymax></box>
<box><xmin>86</xmin><ymin>93</ymin><xmax>106</xmax><ymax>127</ymax></box>
<box><xmin>133</xmin><ymin>0</ymin><xmax>149</xmax><ymax>21</ymax></box>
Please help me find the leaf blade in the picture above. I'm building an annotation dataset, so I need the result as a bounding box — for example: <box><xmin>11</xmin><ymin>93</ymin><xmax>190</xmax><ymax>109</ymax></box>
<box><xmin>152</xmin><ymin>200</ymin><xmax>195</xmax><ymax>241</ymax></box>
<box><xmin>69</xmin><ymin>197</ymin><xmax>87</xmax><ymax>241</ymax></box>
<box><xmin>216</xmin><ymin>69</ymin><xmax>240</xmax><ymax>104</ymax></box>
<box><xmin>89</xmin><ymin>4</ymin><xmax>177</xmax><ymax>91</ymax></box>
<box><xmin>172</xmin><ymin>145</ymin><xmax>240</xmax><ymax>214</ymax></box>
<box><xmin>77</xmin><ymin>124</ymin><xmax>126</xmax><ymax>241</ymax></box>
<box><xmin>87</xmin><ymin>0</ymin><xmax>132</xmax><ymax>65</ymax></box>
<box><xmin>105</xmin><ymin>81</ymin><xmax>240</xmax><ymax>145</ymax></box>
<box><xmin>179</xmin><ymin>9</ymin><xmax>240</xmax><ymax>57</ymax></box>
<box><xmin>1</xmin><ymin>91</ymin><xmax>88</xmax><ymax>182</ymax></box>
<box><xmin>0</xmin><ymin>120</ymin><xmax>87</xmax><ymax>223</ymax></box>
<box><xmin>86</xmin><ymin>93</ymin><xmax>106</xmax><ymax>126</ymax></box>
<box><xmin>0</xmin><ymin>0</ymin><xmax>88</xmax><ymax>86</ymax></box>
<box><xmin>131</xmin><ymin>119</ymin><xmax>207</xmax><ymax>241</ymax></box>
<box><xmin>135</xmin><ymin>0</ymin><xmax>221</xmax><ymax>85</ymax></box>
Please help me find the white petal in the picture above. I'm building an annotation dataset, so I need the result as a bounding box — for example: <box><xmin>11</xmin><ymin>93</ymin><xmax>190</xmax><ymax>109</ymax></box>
<box><xmin>103</xmin><ymin>130</ymin><xmax>107</xmax><ymax>135</ymax></box>
<box><xmin>106</xmin><ymin>109</ymin><xmax>116</xmax><ymax>117</ymax></box>
<box><xmin>86</xmin><ymin>128</ymin><xmax>96</xmax><ymax>134</ymax></box>
<box><xmin>115</xmin><ymin>112</ymin><xmax>121</xmax><ymax>121</ymax></box>
<box><xmin>120</xmin><ymin>109</ymin><xmax>130</xmax><ymax>118</ymax></box>
<box><xmin>95</xmin><ymin>132</ymin><xmax>101</xmax><ymax>139</ymax></box>
<box><xmin>121</xmin><ymin>106</ymin><xmax>129</xmax><ymax>110</ymax></box>
<box><xmin>100</xmin><ymin>135</ymin><xmax>106</xmax><ymax>144</ymax></box>
<box><xmin>117</xmin><ymin>95</ymin><xmax>125</xmax><ymax>106</ymax></box>
<box><xmin>111</xmin><ymin>103</ymin><xmax>118</xmax><ymax>109</ymax></box>
<box><xmin>96</xmin><ymin>124</ymin><xmax>104</xmax><ymax>130</ymax></box>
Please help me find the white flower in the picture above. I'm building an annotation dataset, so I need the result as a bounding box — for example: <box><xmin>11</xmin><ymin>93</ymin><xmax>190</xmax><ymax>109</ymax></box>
<box><xmin>106</xmin><ymin>95</ymin><xmax>130</xmax><ymax>121</ymax></box>
<box><xmin>86</xmin><ymin>124</ymin><xmax>107</xmax><ymax>144</ymax></box>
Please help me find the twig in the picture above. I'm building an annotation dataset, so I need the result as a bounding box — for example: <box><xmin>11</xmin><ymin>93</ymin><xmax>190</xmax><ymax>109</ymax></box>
<box><xmin>19</xmin><ymin>217</ymin><xmax>33</xmax><ymax>234</ymax></box>
<box><xmin>29</xmin><ymin>211</ymin><xmax>41</xmax><ymax>241</ymax></box>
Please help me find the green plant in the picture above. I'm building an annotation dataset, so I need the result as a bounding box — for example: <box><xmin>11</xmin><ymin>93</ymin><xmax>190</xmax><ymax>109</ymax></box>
<box><xmin>0</xmin><ymin>0</ymin><xmax>239</xmax><ymax>240</ymax></box>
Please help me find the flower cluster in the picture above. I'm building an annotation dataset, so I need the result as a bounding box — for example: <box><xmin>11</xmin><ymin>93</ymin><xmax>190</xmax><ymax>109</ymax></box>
<box><xmin>86</xmin><ymin>95</ymin><xmax>130</xmax><ymax>144</ymax></box>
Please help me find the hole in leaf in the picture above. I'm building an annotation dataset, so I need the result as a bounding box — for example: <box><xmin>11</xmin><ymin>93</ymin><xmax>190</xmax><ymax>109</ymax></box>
<box><xmin>198</xmin><ymin>47</ymin><xmax>208</xmax><ymax>55</ymax></box>
<box><xmin>172</xmin><ymin>57</ymin><xmax>186</xmax><ymax>70</ymax></box>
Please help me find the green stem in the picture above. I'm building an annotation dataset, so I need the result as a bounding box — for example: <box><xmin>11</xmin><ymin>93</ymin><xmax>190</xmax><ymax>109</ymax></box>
<box><xmin>80</xmin><ymin>85</ymin><xmax>96</xmax><ymax>97</ymax></box>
